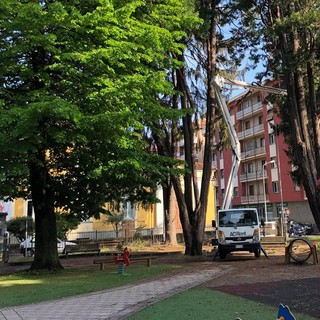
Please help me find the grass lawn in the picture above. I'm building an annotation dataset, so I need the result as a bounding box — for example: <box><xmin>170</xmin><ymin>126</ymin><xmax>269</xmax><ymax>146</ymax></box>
<box><xmin>0</xmin><ymin>260</ymin><xmax>318</xmax><ymax>320</ymax></box>
<box><xmin>0</xmin><ymin>264</ymin><xmax>180</xmax><ymax>307</ymax></box>
<box><xmin>128</xmin><ymin>287</ymin><xmax>319</xmax><ymax>320</ymax></box>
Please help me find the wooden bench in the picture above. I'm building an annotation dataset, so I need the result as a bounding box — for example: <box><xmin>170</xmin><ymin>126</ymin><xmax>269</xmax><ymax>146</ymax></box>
<box><xmin>93</xmin><ymin>256</ymin><xmax>157</xmax><ymax>270</ymax></box>
<box><xmin>130</xmin><ymin>257</ymin><xmax>157</xmax><ymax>267</ymax></box>
<box><xmin>99</xmin><ymin>239</ymin><xmax>121</xmax><ymax>250</ymax></box>
<box><xmin>65</xmin><ymin>243</ymin><xmax>101</xmax><ymax>258</ymax></box>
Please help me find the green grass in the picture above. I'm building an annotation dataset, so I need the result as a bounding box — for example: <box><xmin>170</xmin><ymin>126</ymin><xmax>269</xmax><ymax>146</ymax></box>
<box><xmin>307</xmin><ymin>235</ymin><xmax>320</xmax><ymax>240</ymax></box>
<box><xmin>0</xmin><ymin>261</ymin><xmax>318</xmax><ymax>320</ymax></box>
<box><xmin>0</xmin><ymin>264</ymin><xmax>180</xmax><ymax>307</ymax></box>
<box><xmin>128</xmin><ymin>287</ymin><xmax>319</xmax><ymax>320</ymax></box>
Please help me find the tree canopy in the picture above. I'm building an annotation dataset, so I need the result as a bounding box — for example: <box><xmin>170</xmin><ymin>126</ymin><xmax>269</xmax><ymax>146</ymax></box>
<box><xmin>0</xmin><ymin>0</ymin><xmax>188</xmax><ymax>269</ymax></box>
<box><xmin>1</xmin><ymin>0</ymin><xmax>320</xmax><ymax>269</ymax></box>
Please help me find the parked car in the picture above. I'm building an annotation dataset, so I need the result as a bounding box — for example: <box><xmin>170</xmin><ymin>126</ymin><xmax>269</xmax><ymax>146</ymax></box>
<box><xmin>288</xmin><ymin>219</ymin><xmax>314</xmax><ymax>237</ymax></box>
<box><xmin>20</xmin><ymin>236</ymin><xmax>76</xmax><ymax>257</ymax></box>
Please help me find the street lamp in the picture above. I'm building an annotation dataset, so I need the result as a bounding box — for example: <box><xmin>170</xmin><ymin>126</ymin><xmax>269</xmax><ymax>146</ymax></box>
<box><xmin>263</xmin><ymin>160</ymin><xmax>275</xmax><ymax>222</ymax></box>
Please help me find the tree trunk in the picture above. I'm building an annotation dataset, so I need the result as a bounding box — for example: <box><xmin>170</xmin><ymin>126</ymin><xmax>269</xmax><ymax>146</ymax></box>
<box><xmin>164</xmin><ymin>0</ymin><xmax>219</xmax><ymax>256</ymax></box>
<box><xmin>171</xmin><ymin>175</ymin><xmax>193</xmax><ymax>254</ymax></box>
<box><xmin>164</xmin><ymin>184</ymin><xmax>178</xmax><ymax>246</ymax></box>
<box><xmin>28</xmin><ymin>150</ymin><xmax>63</xmax><ymax>270</ymax></box>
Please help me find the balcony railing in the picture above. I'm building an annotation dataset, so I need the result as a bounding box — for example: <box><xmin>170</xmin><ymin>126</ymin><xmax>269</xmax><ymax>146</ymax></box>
<box><xmin>237</xmin><ymin>124</ymin><xmax>264</xmax><ymax>140</ymax></box>
<box><xmin>241</xmin><ymin>194</ymin><xmax>268</xmax><ymax>203</ymax></box>
<box><xmin>236</xmin><ymin>101</ymin><xmax>263</xmax><ymax>119</ymax></box>
<box><xmin>241</xmin><ymin>146</ymin><xmax>266</xmax><ymax>159</ymax></box>
<box><xmin>240</xmin><ymin>169</ymin><xmax>264</xmax><ymax>181</ymax></box>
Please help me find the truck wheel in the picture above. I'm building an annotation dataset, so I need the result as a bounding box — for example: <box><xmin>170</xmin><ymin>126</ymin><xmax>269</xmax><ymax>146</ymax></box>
<box><xmin>219</xmin><ymin>251</ymin><xmax>227</xmax><ymax>259</ymax></box>
<box><xmin>254</xmin><ymin>248</ymin><xmax>261</xmax><ymax>258</ymax></box>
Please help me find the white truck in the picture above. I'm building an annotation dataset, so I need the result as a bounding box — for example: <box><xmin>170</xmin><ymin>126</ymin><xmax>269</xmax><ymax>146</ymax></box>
<box><xmin>212</xmin><ymin>208</ymin><xmax>262</xmax><ymax>258</ymax></box>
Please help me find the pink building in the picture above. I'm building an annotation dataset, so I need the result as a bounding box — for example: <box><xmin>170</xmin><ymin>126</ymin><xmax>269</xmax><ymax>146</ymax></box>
<box><xmin>214</xmin><ymin>86</ymin><xmax>314</xmax><ymax>227</ymax></box>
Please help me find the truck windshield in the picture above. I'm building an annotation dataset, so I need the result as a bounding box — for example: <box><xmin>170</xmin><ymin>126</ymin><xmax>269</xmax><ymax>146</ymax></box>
<box><xmin>219</xmin><ymin>210</ymin><xmax>258</xmax><ymax>227</ymax></box>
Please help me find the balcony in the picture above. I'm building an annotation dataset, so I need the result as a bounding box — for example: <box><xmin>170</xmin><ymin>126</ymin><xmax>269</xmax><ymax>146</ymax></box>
<box><xmin>241</xmin><ymin>146</ymin><xmax>266</xmax><ymax>160</ymax></box>
<box><xmin>241</xmin><ymin>194</ymin><xmax>268</xmax><ymax>203</ymax></box>
<box><xmin>240</xmin><ymin>169</ymin><xmax>264</xmax><ymax>181</ymax></box>
<box><xmin>237</xmin><ymin>124</ymin><xmax>264</xmax><ymax>140</ymax></box>
<box><xmin>236</xmin><ymin>101</ymin><xmax>263</xmax><ymax>120</ymax></box>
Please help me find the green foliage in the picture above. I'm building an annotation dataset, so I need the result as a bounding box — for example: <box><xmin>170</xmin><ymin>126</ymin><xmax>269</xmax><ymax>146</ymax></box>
<box><xmin>0</xmin><ymin>0</ymin><xmax>194</xmax><ymax>268</ymax></box>
<box><xmin>133</xmin><ymin>225</ymin><xmax>146</xmax><ymax>247</ymax></box>
<box><xmin>0</xmin><ymin>0</ymin><xmax>189</xmax><ymax>219</ymax></box>
<box><xmin>6</xmin><ymin>217</ymin><xmax>34</xmax><ymax>241</ymax></box>
<box><xmin>102</xmin><ymin>208</ymin><xmax>125</xmax><ymax>237</ymax></box>
<box><xmin>55</xmin><ymin>212</ymin><xmax>80</xmax><ymax>240</ymax></box>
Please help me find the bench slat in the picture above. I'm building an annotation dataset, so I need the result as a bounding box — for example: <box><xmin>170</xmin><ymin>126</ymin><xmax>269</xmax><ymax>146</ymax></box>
<box><xmin>65</xmin><ymin>243</ymin><xmax>101</xmax><ymax>258</ymax></box>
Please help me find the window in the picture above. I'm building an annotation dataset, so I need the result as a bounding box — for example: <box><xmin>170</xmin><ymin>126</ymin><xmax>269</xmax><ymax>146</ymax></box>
<box><xmin>27</xmin><ymin>200</ymin><xmax>33</xmax><ymax>218</ymax></box>
<box><xmin>121</xmin><ymin>201</ymin><xmax>136</xmax><ymax>220</ymax></box>
<box><xmin>258</xmin><ymin>116</ymin><xmax>263</xmax><ymax>125</ymax></box>
<box><xmin>221</xmin><ymin>189</ymin><xmax>225</xmax><ymax>199</ymax></box>
<box><xmin>212</xmin><ymin>152</ymin><xmax>217</xmax><ymax>166</ymax></box>
<box><xmin>247</xmin><ymin>163</ymin><xmax>254</xmax><ymax>173</ymax></box>
<box><xmin>270</xmin><ymin>157</ymin><xmax>276</xmax><ymax>168</ymax></box>
<box><xmin>219</xmin><ymin>209</ymin><xmax>258</xmax><ymax>227</ymax></box>
<box><xmin>219</xmin><ymin>150</ymin><xmax>224</xmax><ymax>160</ymax></box>
<box><xmin>249</xmin><ymin>185</ymin><xmax>254</xmax><ymax>196</ymax></box>
<box><xmin>260</xmin><ymin>137</ymin><xmax>265</xmax><ymax>147</ymax></box>
<box><xmin>220</xmin><ymin>169</ymin><xmax>224</xmax><ymax>179</ymax></box>
<box><xmin>245</xmin><ymin>121</ymin><xmax>250</xmax><ymax>130</ymax></box>
<box><xmin>269</xmin><ymin>133</ymin><xmax>275</xmax><ymax>145</ymax></box>
<box><xmin>272</xmin><ymin>181</ymin><xmax>279</xmax><ymax>193</ymax></box>
<box><xmin>233</xmin><ymin>187</ymin><xmax>239</xmax><ymax>197</ymax></box>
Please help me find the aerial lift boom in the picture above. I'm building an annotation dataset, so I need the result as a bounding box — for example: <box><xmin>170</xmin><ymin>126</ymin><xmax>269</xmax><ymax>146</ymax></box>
<box><xmin>213</xmin><ymin>81</ymin><xmax>241</xmax><ymax>210</ymax></box>
<box><xmin>213</xmin><ymin>77</ymin><xmax>287</xmax><ymax>209</ymax></box>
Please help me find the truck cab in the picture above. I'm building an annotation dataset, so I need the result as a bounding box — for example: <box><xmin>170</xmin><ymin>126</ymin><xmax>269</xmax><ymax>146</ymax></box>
<box><xmin>212</xmin><ymin>208</ymin><xmax>262</xmax><ymax>259</ymax></box>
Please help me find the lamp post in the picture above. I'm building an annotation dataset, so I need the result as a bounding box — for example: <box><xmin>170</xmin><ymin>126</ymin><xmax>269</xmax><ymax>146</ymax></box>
<box><xmin>263</xmin><ymin>160</ymin><xmax>275</xmax><ymax>222</ymax></box>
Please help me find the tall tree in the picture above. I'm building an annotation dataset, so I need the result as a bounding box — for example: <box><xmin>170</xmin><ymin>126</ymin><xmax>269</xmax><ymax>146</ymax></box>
<box><xmin>232</xmin><ymin>0</ymin><xmax>320</xmax><ymax>231</ymax></box>
<box><xmin>0</xmin><ymin>0</ymin><xmax>185</xmax><ymax>270</ymax></box>
<box><xmin>147</xmin><ymin>0</ymin><xmax>244</xmax><ymax>255</ymax></box>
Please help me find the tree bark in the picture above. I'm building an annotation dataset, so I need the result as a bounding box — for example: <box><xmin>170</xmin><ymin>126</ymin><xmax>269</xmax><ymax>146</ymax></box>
<box><xmin>164</xmin><ymin>184</ymin><xmax>178</xmax><ymax>246</ymax></box>
<box><xmin>28</xmin><ymin>150</ymin><xmax>63</xmax><ymax>270</ymax></box>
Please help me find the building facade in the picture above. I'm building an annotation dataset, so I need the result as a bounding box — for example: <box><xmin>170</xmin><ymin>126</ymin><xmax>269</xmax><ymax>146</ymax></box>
<box><xmin>1</xmin><ymin>173</ymin><xmax>216</xmax><ymax>240</ymax></box>
<box><xmin>214</xmin><ymin>87</ymin><xmax>313</xmax><ymax>228</ymax></box>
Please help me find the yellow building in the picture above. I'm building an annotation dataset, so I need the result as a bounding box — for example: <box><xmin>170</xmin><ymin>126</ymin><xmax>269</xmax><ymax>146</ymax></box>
<box><xmin>3</xmin><ymin>170</ymin><xmax>217</xmax><ymax>240</ymax></box>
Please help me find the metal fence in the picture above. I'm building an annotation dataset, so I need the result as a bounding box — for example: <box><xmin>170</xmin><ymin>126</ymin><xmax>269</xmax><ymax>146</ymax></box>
<box><xmin>67</xmin><ymin>228</ymin><xmax>166</xmax><ymax>245</ymax></box>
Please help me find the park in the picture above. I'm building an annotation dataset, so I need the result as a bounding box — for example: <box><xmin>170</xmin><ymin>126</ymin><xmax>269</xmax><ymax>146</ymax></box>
<box><xmin>0</xmin><ymin>237</ymin><xmax>319</xmax><ymax>319</ymax></box>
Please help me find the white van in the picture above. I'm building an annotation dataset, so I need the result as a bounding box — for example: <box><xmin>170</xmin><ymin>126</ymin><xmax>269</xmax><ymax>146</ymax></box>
<box><xmin>20</xmin><ymin>236</ymin><xmax>76</xmax><ymax>257</ymax></box>
<box><xmin>212</xmin><ymin>208</ymin><xmax>262</xmax><ymax>259</ymax></box>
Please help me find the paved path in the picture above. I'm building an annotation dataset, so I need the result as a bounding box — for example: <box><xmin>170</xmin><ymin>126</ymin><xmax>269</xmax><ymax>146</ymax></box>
<box><xmin>0</xmin><ymin>265</ymin><xmax>230</xmax><ymax>320</ymax></box>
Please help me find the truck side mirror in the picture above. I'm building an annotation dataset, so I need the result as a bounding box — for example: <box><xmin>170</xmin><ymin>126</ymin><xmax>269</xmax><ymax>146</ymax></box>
<box><xmin>212</xmin><ymin>220</ymin><xmax>216</xmax><ymax>228</ymax></box>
